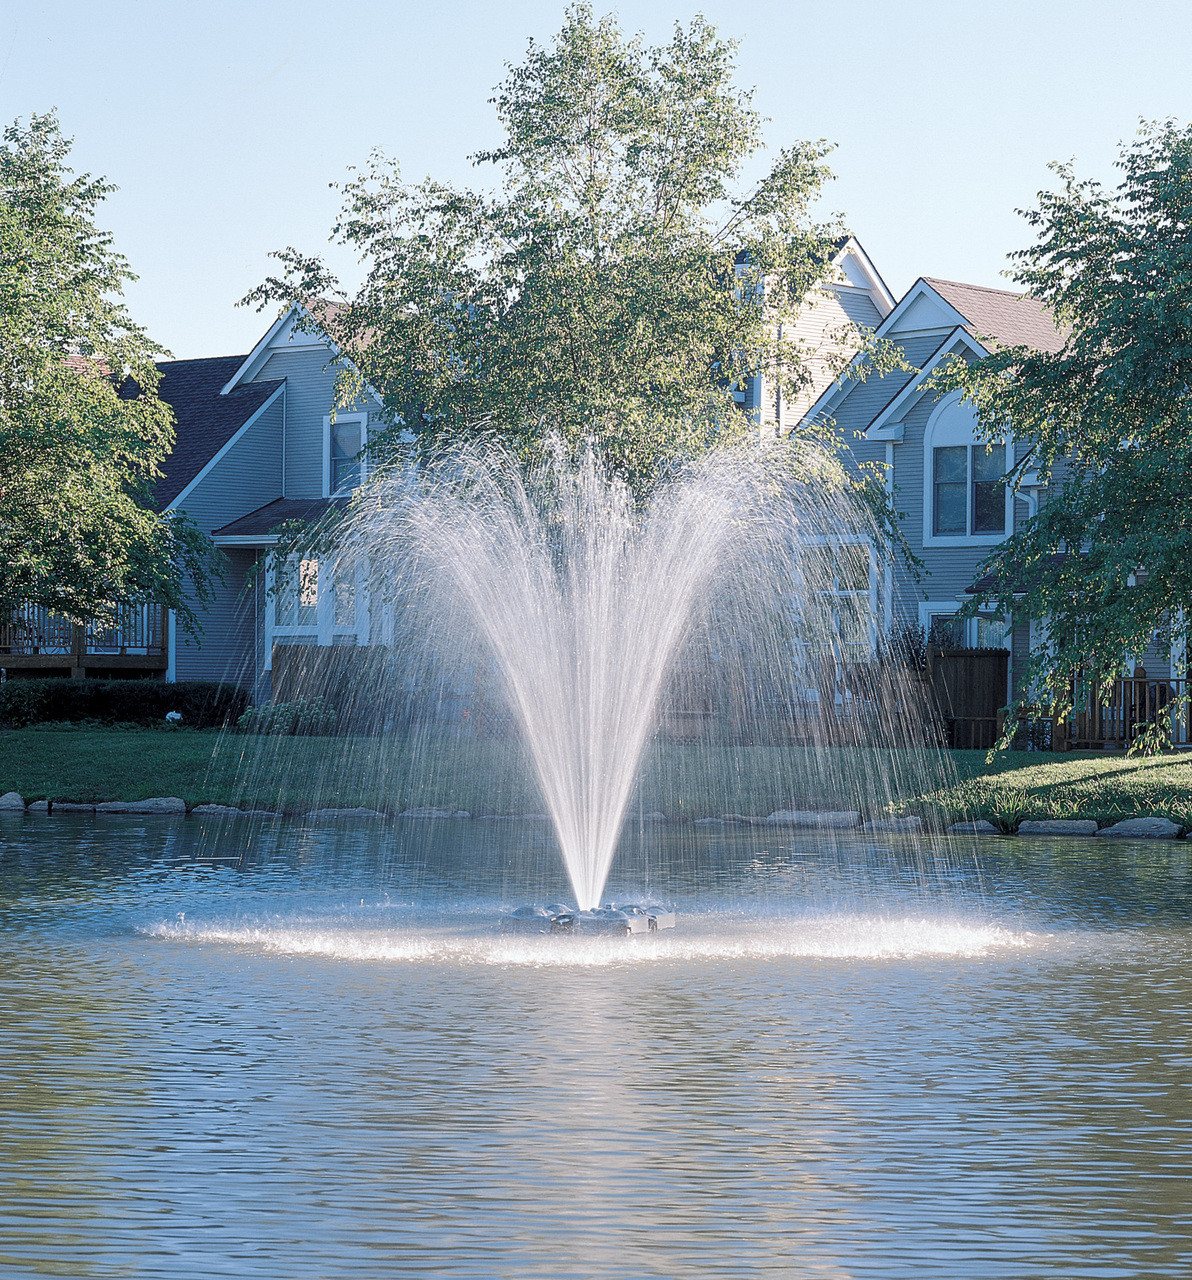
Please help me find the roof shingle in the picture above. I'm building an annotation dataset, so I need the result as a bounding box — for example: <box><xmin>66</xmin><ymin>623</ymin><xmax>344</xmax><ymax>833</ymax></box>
<box><xmin>923</xmin><ymin>277</ymin><xmax>1067</xmax><ymax>355</ymax></box>
<box><xmin>126</xmin><ymin>355</ymin><xmax>284</xmax><ymax>509</ymax></box>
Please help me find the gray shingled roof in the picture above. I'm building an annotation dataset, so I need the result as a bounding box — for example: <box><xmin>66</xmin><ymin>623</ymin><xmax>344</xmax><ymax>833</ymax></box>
<box><xmin>924</xmin><ymin>278</ymin><xmax>1067</xmax><ymax>354</ymax></box>
<box><xmin>211</xmin><ymin>497</ymin><xmax>335</xmax><ymax>540</ymax></box>
<box><xmin>138</xmin><ymin>356</ymin><xmax>284</xmax><ymax>509</ymax></box>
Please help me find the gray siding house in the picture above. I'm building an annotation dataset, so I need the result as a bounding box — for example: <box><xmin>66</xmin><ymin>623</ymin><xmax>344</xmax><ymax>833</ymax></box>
<box><xmin>802</xmin><ymin>275</ymin><xmax>1069</xmax><ymax>698</ymax></box>
<box><xmin>155</xmin><ymin>306</ymin><xmax>384</xmax><ymax>699</ymax></box>
<box><xmin>150</xmin><ymin>249</ymin><xmax>1104</xmax><ymax>718</ymax></box>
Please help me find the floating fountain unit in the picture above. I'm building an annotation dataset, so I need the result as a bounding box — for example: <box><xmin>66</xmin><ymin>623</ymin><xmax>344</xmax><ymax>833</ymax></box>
<box><xmin>500</xmin><ymin>903</ymin><xmax>676</xmax><ymax>937</ymax></box>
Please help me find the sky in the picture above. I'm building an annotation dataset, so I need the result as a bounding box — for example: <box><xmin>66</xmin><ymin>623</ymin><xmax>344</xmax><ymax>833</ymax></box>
<box><xmin>3</xmin><ymin>0</ymin><xmax>1192</xmax><ymax>359</ymax></box>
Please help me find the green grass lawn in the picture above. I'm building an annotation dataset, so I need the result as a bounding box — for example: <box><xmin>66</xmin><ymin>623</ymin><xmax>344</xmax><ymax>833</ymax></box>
<box><xmin>3</xmin><ymin>725</ymin><xmax>1192</xmax><ymax>825</ymax></box>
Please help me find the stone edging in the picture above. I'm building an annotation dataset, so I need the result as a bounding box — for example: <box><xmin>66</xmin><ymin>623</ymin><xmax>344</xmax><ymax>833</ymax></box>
<box><xmin>1</xmin><ymin>790</ymin><xmax>1187</xmax><ymax>839</ymax></box>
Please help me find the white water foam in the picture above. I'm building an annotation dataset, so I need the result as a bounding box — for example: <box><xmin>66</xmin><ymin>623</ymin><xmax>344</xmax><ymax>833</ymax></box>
<box><xmin>140</xmin><ymin>914</ymin><xmax>1038</xmax><ymax>968</ymax></box>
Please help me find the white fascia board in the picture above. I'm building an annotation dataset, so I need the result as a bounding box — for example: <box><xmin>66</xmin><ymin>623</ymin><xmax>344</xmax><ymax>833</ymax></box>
<box><xmin>872</xmin><ymin>278</ymin><xmax>970</xmax><ymax>342</ymax></box>
<box><xmin>166</xmin><ymin>382</ymin><xmax>286</xmax><ymax>513</ymax></box>
<box><xmin>863</xmin><ymin>328</ymin><xmax>987</xmax><ymax>439</ymax></box>
<box><xmin>220</xmin><ymin>309</ymin><xmax>296</xmax><ymax>394</ymax></box>
<box><xmin>833</xmin><ymin>236</ymin><xmax>896</xmax><ymax>316</ymax></box>
<box><xmin>222</xmin><ymin>301</ymin><xmax>384</xmax><ymax>408</ymax></box>
<box><xmin>213</xmin><ymin>534</ymin><xmax>280</xmax><ymax>548</ymax></box>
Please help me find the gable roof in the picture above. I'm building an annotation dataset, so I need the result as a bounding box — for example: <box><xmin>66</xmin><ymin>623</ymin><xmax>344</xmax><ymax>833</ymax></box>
<box><xmin>922</xmin><ymin>277</ymin><xmax>1067</xmax><ymax>354</ymax></box>
<box><xmin>144</xmin><ymin>356</ymin><xmax>284</xmax><ymax>508</ymax></box>
<box><xmin>801</xmin><ymin>273</ymin><xmax>1068</xmax><ymax>432</ymax></box>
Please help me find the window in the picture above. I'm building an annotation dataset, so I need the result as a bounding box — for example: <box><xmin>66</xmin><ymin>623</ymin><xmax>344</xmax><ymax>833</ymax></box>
<box><xmin>933</xmin><ymin>446</ymin><xmax>967</xmax><ymax>535</ymax></box>
<box><xmin>923</xmin><ymin>393</ymin><xmax>1013</xmax><ymax>544</ymax></box>
<box><xmin>932</xmin><ymin>444</ymin><xmax>1006</xmax><ymax>536</ymax></box>
<box><xmin>976</xmin><ymin>614</ymin><xmax>1010</xmax><ymax>650</ymax></box>
<box><xmin>927</xmin><ymin>613</ymin><xmax>964</xmax><ymax>648</ymax></box>
<box><xmin>823</xmin><ymin>542</ymin><xmax>874</xmax><ymax>662</ymax></box>
<box><xmin>276</xmin><ymin>558</ymin><xmax>318</xmax><ymax>629</ymax></box>
<box><xmin>325</xmin><ymin>413</ymin><xmax>368</xmax><ymax>495</ymax></box>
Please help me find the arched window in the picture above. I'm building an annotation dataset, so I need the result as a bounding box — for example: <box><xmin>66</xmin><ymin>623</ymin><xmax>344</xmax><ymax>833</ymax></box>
<box><xmin>922</xmin><ymin>392</ymin><xmax>1013</xmax><ymax>546</ymax></box>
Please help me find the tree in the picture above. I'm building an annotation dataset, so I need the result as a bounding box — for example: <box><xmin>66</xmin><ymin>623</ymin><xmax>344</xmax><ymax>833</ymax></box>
<box><xmin>0</xmin><ymin>112</ymin><xmax>219</xmax><ymax>636</ymax></box>
<box><xmin>938</xmin><ymin>120</ymin><xmax>1192</xmax><ymax>743</ymax></box>
<box><xmin>245</xmin><ymin>5</ymin><xmax>877</xmax><ymax>493</ymax></box>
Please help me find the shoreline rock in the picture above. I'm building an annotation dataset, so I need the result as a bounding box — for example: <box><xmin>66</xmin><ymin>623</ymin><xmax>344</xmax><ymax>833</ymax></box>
<box><xmin>949</xmin><ymin>820</ymin><xmax>1000</xmax><ymax>834</ymax></box>
<box><xmin>0</xmin><ymin>791</ymin><xmax>24</xmax><ymax>811</ymax></box>
<box><xmin>1095</xmin><ymin>816</ymin><xmax>1183</xmax><ymax>840</ymax></box>
<box><xmin>95</xmin><ymin>797</ymin><xmax>186</xmax><ymax>815</ymax></box>
<box><xmin>766</xmin><ymin>810</ymin><xmax>861</xmax><ymax>829</ymax></box>
<box><xmin>1018</xmin><ymin>819</ymin><xmax>1098</xmax><ymax>836</ymax></box>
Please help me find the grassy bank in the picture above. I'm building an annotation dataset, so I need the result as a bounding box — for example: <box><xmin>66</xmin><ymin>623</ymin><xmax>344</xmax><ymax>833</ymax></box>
<box><xmin>5</xmin><ymin>726</ymin><xmax>1192</xmax><ymax>825</ymax></box>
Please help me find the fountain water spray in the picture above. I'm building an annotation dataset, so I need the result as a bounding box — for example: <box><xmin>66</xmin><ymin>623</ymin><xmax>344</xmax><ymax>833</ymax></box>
<box><xmin>328</xmin><ymin>436</ymin><xmax>916</xmax><ymax>913</ymax></box>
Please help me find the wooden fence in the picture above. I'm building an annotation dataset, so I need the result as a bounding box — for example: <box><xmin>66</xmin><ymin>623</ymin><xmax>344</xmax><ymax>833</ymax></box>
<box><xmin>926</xmin><ymin>646</ymin><xmax>1010</xmax><ymax>751</ymax></box>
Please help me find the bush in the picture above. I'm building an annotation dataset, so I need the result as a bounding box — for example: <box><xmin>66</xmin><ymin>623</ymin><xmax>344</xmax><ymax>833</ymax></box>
<box><xmin>236</xmin><ymin>696</ymin><xmax>336</xmax><ymax>736</ymax></box>
<box><xmin>0</xmin><ymin>678</ymin><xmax>248</xmax><ymax>729</ymax></box>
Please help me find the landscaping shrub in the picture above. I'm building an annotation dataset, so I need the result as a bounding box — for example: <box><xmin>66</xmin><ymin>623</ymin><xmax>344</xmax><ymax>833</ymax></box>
<box><xmin>0</xmin><ymin>678</ymin><xmax>247</xmax><ymax>729</ymax></box>
<box><xmin>236</xmin><ymin>696</ymin><xmax>336</xmax><ymax>736</ymax></box>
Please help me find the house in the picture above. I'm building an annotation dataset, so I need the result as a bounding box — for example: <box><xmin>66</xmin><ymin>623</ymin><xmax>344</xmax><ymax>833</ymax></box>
<box><xmin>141</xmin><ymin>307</ymin><xmax>387</xmax><ymax>700</ymax></box>
<box><xmin>800</xmin><ymin>275</ymin><xmax>1070</xmax><ymax>732</ymax></box>
<box><xmin>740</xmin><ymin>236</ymin><xmax>896</xmax><ymax>436</ymax></box>
<box><xmin>4</xmin><ymin>242</ymin><xmax>1082</xmax><ymax>726</ymax></box>
<box><xmin>157</xmin><ymin>242</ymin><xmax>900</xmax><ymax>702</ymax></box>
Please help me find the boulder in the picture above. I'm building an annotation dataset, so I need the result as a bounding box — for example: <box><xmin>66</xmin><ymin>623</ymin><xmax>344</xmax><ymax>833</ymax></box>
<box><xmin>767</xmin><ymin>810</ymin><xmax>861</xmax><ymax>829</ymax></box>
<box><xmin>0</xmin><ymin>791</ymin><xmax>24</xmax><ymax>810</ymax></box>
<box><xmin>861</xmin><ymin>816</ymin><xmax>924</xmax><ymax>832</ymax></box>
<box><xmin>53</xmin><ymin>802</ymin><xmax>96</xmax><ymax>812</ymax></box>
<box><xmin>191</xmin><ymin>804</ymin><xmax>244</xmax><ymax>817</ymax></box>
<box><xmin>949</xmin><ymin>820</ymin><xmax>1000</xmax><ymax>834</ymax></box>
<box><xmin>399</xmin><ymin>807</ymin><xmax>453</xmax><ymax>819</ymax></box>
<box><xmin>1096</xmin><ymin>816</ymin><xmax>1183</xmax><ymax>839</ymax></box>
<box><xmin>242</xmin><ymin>809</ymin><xmax>281</xmax><ymax>818</ymax></box>
<box><xmin>1018</xmin><ymin>819</ymin><xmax>1098</xmax><ymax>836</ymax></box>
<box><xmin>95</xmin><ymin>797</ymin><xmax>186</xmax><ymax>815</ymax></box>
<box><xmin>452</xmin><ymin>810</ymin><xmax>471</xmax><ymax>819</ymax></box>
<box><xmin>26</xmin><ymin>800</ymin><xmax>49</xmax><ymax>813</ymax></box>
<box><xmin>694</xmin><ymin>817</ymin><xmax>725</xmax><ymax>825</ymax></box>
<box><xmin>306</xmin><ymin>807</ymin><xmax>385</xmax><ymax>820</ymax></box>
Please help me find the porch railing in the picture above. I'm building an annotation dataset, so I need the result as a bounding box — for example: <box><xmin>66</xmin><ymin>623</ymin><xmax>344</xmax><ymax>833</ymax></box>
<box><xmin>0</xmin><ymin>602</ymin><xmax>167</xmax><ymax>669</ymax></box>
<box><xmin>1068</xmin><ymin>676</ymin><xmax>1192</xmax><ymax>750</ymax></box>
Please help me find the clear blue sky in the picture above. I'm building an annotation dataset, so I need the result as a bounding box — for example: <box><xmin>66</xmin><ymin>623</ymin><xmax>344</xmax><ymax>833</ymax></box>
<box><xmin>3</xmin><ymin>0</ymin><xmax>1191</xmax><ymax>358</ymax></box>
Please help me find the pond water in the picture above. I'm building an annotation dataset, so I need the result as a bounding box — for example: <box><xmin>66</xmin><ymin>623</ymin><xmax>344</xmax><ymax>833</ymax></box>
<box><xmin>1</xmin><ymin>814</ymin><xmax>1190</xmax><ymax>1278</ymax></box>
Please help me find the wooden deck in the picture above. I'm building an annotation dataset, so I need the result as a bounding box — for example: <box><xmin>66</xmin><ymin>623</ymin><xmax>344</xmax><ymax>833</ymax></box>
<box><xmin>0</xmin><ymin>604</ymin><xmax>168</xmax><ymax>678</ymax></box>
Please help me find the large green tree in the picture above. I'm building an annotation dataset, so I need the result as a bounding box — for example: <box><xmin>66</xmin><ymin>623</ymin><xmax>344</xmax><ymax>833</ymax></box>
<box><xmin>940</xmin><ymin>120</ymin><xmax>1192</xmax><ymax>738</ymax></box>
<box><xmin>246</xmin><ymin>5</ymin><xmax>875</xmax><ymax>492</ymax></box>
<box><xmin>0</xmin><ymin>112</ymin><xmax>219</xmax><ymax>636</ymax></box>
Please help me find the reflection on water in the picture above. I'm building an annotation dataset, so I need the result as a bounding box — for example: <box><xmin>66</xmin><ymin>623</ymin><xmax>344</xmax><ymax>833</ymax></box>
<box><xmin>1</xmin><ymin>815</ymin><xmax>1191</xmax><ymax>1278</ymax></box>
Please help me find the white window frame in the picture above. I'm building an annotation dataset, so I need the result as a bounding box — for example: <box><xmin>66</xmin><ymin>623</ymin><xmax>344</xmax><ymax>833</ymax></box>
<box><xmin>918</xmin><ymin>600</ymin><xmax>1011</xmax><ymax>652</ymax></box>
<box><xmin>922</xmin><ymin>391</ymin><xmax>1014</xmax><ymax>547</ymax></box>
<box><xmin>323</xmin><ymin>412</ymin><xmax>369</xmax><ymax>497</ymax></box>
<box><xmin>266</xmin><ymin>552</ymin><xmax>370</xmax><ymax>662</ymax></box>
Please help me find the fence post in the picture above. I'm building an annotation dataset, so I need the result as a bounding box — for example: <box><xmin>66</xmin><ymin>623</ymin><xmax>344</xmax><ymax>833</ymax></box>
<box><xmin>70</xmin><ymin>624</ymin><xmax>86</xmax><ymax>679</ymax></box>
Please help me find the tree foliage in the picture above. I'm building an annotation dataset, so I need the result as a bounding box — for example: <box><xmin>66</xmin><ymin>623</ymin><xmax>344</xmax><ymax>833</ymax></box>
<box><xmin>0</xmin><ymin>112</ymin><xmax>219</xmax><ymax>635</ymax></box>
<box><xmin>937</xmin><ymin>120</ymin><xmax>1192</xmax><ymax>730</ymax></box>
<box><xmin>245</xmin><ymin>5</ymin><xmax>867</xmax><ymax>492</ymax></box>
